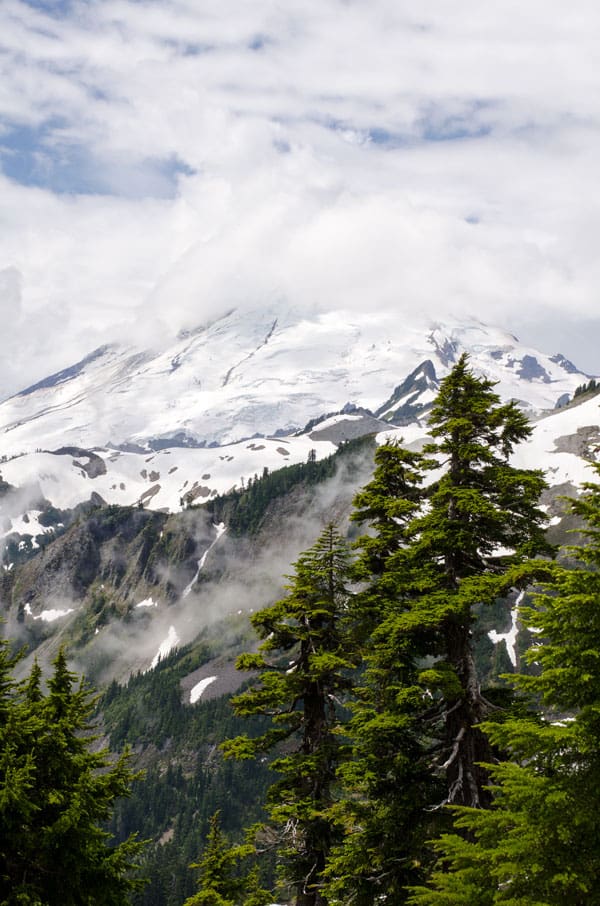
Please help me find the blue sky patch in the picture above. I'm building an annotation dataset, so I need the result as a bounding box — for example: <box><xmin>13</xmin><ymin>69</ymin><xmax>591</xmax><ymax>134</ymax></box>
<box><xmin>248</xmin><ymin>34</ymin><xmax>273</xmax><ymax>51</ymax></box>
<box><xmin>162</xmin><ymin>38</ymin><xmax>214</xmax><ymax>57</ymax></box>
<box><xmin>0</xmin><ymin>119</ymin><xmax>195</xmax><ymax>198</ymax></box>
<box><xmin>419</xmin><ymin>100</ymin><xmax>496</xmax><ymax>143</ymax></box>
<box><xmin>314</xmin><ymin>110</ymin><xmax>493</xmax><ymax>150</ymax></box>
<box><xmin>0</xmin><ymin>118</ymin><xmax>69</xmax><ymax>188</ymax></box>
<box><xmin>366</xmin><ymin>127</ymin><xmax>409</xmax><ymax>148</ymax></box>
<box><xmin>22</xmin><ymin>0</ymin><xmax>73</xmax><ymax>16</ymax></box>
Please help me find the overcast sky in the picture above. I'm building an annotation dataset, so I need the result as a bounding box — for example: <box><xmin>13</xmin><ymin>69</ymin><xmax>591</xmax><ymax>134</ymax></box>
<box><xmin>1</xmin><ymin>0</ymin><xmax>599</xmax><ymax>397</ymax></box>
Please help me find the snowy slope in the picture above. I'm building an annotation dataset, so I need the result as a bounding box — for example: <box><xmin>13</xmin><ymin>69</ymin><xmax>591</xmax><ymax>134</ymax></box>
<box><xmin>0</xmin><ymin>305</ymin><xmax>596</xmax><ymax>544</ymax></box>
<box><xmin>512</xmin><ymin>394</ymin><xmax>600</xmax><ymax>489</ymax></box>
<box><xmin>0</xmin><ymin>306</ymin><xmax>589</xmax><ymax>458</ymax></box>
<box><xmin>379</xmin><ymin>393</ymin><xmax>600</xmax><ymax>494</ymax></box>
<box><xmin>3</xmin><ymin>360</ymin><xmax>599</xmax><ymax>681</ymax></box>
<box><xmin>0</xmin><ymin>433</ymin><xmax>337</xmax><ymax>527</ymax></box>
<box><xmin>2</xmin><ymin>388</ymin><xmax>598</xmax><ymax>548</ymax></box>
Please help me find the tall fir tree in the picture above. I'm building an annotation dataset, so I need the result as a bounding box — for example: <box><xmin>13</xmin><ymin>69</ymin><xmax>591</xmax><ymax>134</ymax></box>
<box><xmin>324</xmin><ymin>442</ymin><xmax>441</xmax><ymax>903</ymax></box>
<box><xmin>0</xmin><ymin>638</ymin><xmax>40</xmax><ymax>887</ymax></box>
<box><xmin>325</xmin><ymin>357</ymin><xmax>550</xmax><ymax>903</ymax></box>
<box><xmin>222</xmin><ymin>524</ymin><xmax>354</xmax><ymax>906</ymax></box>
<box><xmin>219</xmin><ymin>357</ymin><xmax>551</xmax><ymax>904</ymax></box>
<box><xmin>408</xmin><ymin>464</ymin><xmax>600</xmax><ymax>904</ymax></box>
<box><xmin>404</xmin><ymin>353</ymin><xmax>551</xmax><ymax>808</ymax></box>
<box><xmin>349</xmin><ymin>442</ymin><xmax>434</xmax><ymax>636</ymax></box>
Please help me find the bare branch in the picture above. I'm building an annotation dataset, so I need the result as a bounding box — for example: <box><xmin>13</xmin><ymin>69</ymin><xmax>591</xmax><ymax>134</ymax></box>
<box><xmin>440</xmin><ymin>726</ymin><xmax>465</xmax><ymax>771</ymax></box>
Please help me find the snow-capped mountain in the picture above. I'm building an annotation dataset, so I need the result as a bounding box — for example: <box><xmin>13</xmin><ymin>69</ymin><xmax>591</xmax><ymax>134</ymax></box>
<box><xmin>0</xmin><ymin>306</ymin><xmax>589</xmax><ymax>459</ymax></box>
<box><xmin>0</xmin><ymin>305</ymin><xmax>596</xmax><ymax>546</ymax></box>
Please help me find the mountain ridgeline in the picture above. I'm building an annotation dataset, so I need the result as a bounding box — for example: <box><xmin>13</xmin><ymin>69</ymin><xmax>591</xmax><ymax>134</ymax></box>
<box><xmin>0</xmin><ymin>309</ymin><xmax>588</xmax><ymax>461</ymax></box>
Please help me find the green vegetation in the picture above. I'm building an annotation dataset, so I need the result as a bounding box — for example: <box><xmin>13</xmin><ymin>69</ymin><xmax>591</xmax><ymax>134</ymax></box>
<box><xmin>183</xmin><ymin>812</ymin><xmax>271</xmax><ymax>906</ymax></box>
<box><xmin>223</xmin><ymin>525</ymin><xmax>354</xmax><ymax>906</ymax></box>
<box><xmin>573</xmin><ymin>377</ymin><xmax>599</xmax><ymax>398</ymax></box>
<box><xmin>204</xmin><ymin>435</ymin><xmax>375</xmax><ymax>536</ymax></box>
<box><xmin>224</xmin><ymin>356</ymin><xmax>559</xmax><ymax>905</ymax></box>
<box><xmin>0</xmin><ymin>646</ymin><xmax>143</xmax><ymax>904</ymax></box>
<box><xmin>324</xmin><ymin>442</ymin><xmax>440</xmax><ymax>903</ymax></box>
<box><xmin>408</xmin><ymin>464</ymin><xmax>600</xmax><ymax>904</ymax></box>
<box><xmin>410</xmin><ymin>354</ymin><xmax>550</xmax><ymax>808</ymax></box>
<box><xmin>102</xmin><ymin>628</ymin><xmax>275</xmax><ymax>906</ymax></box>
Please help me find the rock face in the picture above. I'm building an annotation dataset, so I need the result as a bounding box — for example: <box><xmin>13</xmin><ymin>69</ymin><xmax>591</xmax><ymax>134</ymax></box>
<box><xmin>376</xmin><ymin>359</ymin><xmax>439</xmax><ymax>424</ymax></box>
<box><xmin>554</xmin><ymin>426</ymin><xmax>600</xmax><ymax>460</ymax></box>
<box><xmin>308</xmin><ymin>410</ymin><xmax>389</xmax><ymax>444</ymax></box>
<box><xmin>518</xmin><ymin>354</ymin><xmax>551</xmax><ymax>382</ymax></box>
<box><xmin>3</xmin><ymin>506</ymin><xmax>202</xmax><ymax>635</ymax></box>
<box><xmin>550</xmin><ymin>353</ymin><xmax>580</xmax><ymax>374</ymax></box>
<box><xmin>51</xmin><ymin>447</ymin><xmax>107</xmax><ymax>478</ymax></box>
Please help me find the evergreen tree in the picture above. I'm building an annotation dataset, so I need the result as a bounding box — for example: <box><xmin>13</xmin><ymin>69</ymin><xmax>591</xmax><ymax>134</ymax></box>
<box><xmin>349</xmin><ymin>442</ymin><xmax>433</xmax><ymax>635</ymax></box>
<box><xmin>0</xmin><ymin>648</ymin><xmax>144</xmax><ymax>905</ymax></box>
<box><xmin>325</xmin><ymin>357</ymin><xmax>550</xmax><ymax>902</ymax></box>
<box><xmin>405</xmin><ymin>354</ymin><xmax>550</xmax><ymax>808</ymax></box>
<box><xmin>408</xmin><ymin>466</ymin><xmax>600</xmax><ymax>904</ymax></box>
<box><xmin>0</xmin><ymin>640</ymin><xmax>41</xmax><ymax>886</ymax></box>
<box><xmin>222</xmin><ymin>524</ymin><xmax>354</xmax><ymax>906</ymax></box>
<box><xmin>183</xmin><ymin>811</ymin><xmax>269</xmax><ymax>906</ymax></box>
<box><xmin>324</xmin><ymin>443</ymin><xmax>440</xmax><ymax>903</ymax></box>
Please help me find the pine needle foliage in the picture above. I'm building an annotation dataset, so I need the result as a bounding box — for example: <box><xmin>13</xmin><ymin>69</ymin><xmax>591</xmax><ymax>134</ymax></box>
<box><xmin>221</xmin><ymin>356</ymin><xmax>554</xmax><ymax>903</ymax></box>
<box><xmin>184</xmin><ymin>811</ymin><xmax>271</xmax><ymax>906</ymax></box>
<box><xmin>408</xmin><ymin>465</ymin><xmax>600</xmax><ymax>904</ymax></box>
<box><xmin>0</xmin><ymin>647</ymin><xmax>144</xmax><ymax>905</ymax></box>
<box><xmin>325</xmin><ymin>356</ymin><xmax>551</xmax><ymax>902</ymax></box>
<box><xmin>324</xmin><ymin>442</ymin><xmax>441</xmax><ymax>903</ymax></box>
<box><xmin>405</xmin><ymin>354</ymin><xmax>551</xmax><ymax>808</ymax></box>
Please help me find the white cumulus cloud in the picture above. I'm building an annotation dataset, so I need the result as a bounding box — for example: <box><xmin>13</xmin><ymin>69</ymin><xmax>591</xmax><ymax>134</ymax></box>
<box><xmin>0</xmin><ymin>0</ymin><xmax>599</xmax><ymax>396</ymax></box>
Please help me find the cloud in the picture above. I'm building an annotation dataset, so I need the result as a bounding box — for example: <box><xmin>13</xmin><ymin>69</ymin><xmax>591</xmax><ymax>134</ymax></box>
<box><xmin>0</xmin><ymin>0</ymin><xmax>600</xmax><ymax>395</ymax></box>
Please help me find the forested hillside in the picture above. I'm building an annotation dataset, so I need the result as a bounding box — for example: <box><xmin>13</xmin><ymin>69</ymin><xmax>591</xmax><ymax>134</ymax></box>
<box><xmin>2</xmin><ymin>358</ymin><xmax>600</xmax><ymax>905</ymax></box>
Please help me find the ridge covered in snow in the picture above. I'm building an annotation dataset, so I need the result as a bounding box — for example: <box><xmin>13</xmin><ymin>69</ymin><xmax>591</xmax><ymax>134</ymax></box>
<box><xmin>0</xmin><ymin>306</ymin><xmax>597</xmax><ymax>543</ymax></box>
<box><xmin>0</xmin><ymin>306</ymin><xmax>589</xmax><ymax>459</ymax></box>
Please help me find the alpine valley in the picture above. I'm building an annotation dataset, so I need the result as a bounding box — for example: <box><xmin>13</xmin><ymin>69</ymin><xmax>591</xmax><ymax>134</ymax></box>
<box><xmin>2</xmin><ymin>304</ymin><xmax>600</xmax><ymax>904</ymax></box>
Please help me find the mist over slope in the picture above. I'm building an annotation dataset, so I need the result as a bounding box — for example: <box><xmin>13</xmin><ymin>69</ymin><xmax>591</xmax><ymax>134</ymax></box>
<box><xmin>1</xmin><ymin>437</ymin><xmax>376</xmax><ymax>682</ymax></box>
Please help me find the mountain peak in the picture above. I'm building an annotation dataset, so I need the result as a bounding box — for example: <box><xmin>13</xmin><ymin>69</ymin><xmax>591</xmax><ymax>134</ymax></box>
<box><xmin>0</xmin><ymin>306</ymin><xmax>591</xmax><ymax>461</ymax></box>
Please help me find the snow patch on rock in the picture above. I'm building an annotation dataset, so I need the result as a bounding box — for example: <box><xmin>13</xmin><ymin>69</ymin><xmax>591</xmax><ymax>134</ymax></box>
<box><xmin>488</xmin><ymin>591</ymin><xmax>524</xmax><ymax>668</ymax></box>
<box><xmin>150</xmin><ymin>625</ymin><xmax>180</xmax><ymax>670</ymax></box>
<box><xmin>190</xmin><ymin>676</ymin><xmax>218</xmax><ymax>704</ymax></box>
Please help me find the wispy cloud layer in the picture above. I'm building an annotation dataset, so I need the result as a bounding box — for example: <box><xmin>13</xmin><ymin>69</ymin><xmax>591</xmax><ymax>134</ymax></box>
<box><xmin>1</xmin><ymin>0</ymin><xmax>599</xmax><ymax>394</ymax></box>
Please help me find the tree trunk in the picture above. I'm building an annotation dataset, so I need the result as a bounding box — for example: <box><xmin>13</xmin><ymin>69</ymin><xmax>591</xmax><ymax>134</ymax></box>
<box><xmin>444</xmin><ymin>619</ymin><xmax>494</xmax><ymax>808</ymax></box>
